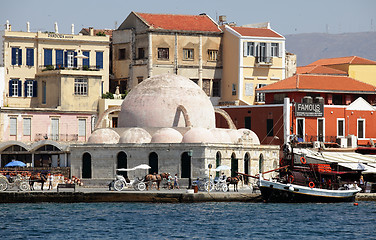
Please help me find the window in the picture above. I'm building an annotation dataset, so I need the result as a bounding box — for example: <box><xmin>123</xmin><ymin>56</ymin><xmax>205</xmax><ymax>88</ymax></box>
<box><xmin>42</xmin><ymin>81</ymin><xmax>46</xmax><ymax>104</ymax></box>
<box><xmin>258</xmin><ymin>43</ymin><xmax>267</xmax><ymax>62</ymax></box>
<box><xmin>51</xmin><ymin>118</ymin><xmax>59</xmax><ymax>141</ymax></box>
<box><xmin>357</xmin><ymin>119</ymin><xmax>365</xmax><ymax>139</ymax></box>
<box><xmin>24</xmin><ymin>80</ymin><xmax>37</xmax><ymax>97</ymax></box>
<box><xmin>96</xmin><ymin>52</ymin><xmax>103</xmax><ymax>69</ymax></box>
<box><xmin>267</xmin><ymin>119</ymin><xmax>274</xmax><ymax>137</ymax></box>
<box><xmin>183</xmin><ymin>49</ymin><xmax>194</xmax><ymax>60</ymax></box>
<box><xmin>271</xmin><ymin>43</ymin><xmax>279</xmax><ymax>57</ymax></box>
<box><xmin>256</xmin><ymin>84</ymin><xmax>267</xmax><ymax>102</ymax></box>
<box><xmin>137</xmin><ymin>77</ymin><xmax>143</xmax><ymax>84</ymax></box>
<box><xmin>23</xmin><ymin>118</ymin><xmax>31</xmax><ymax>136</ymax></box>
<box><xmin>66</xmin><ymin>51</ymin><xmax>75</xmax><ymax>68</ymax></box>
<box><xmin>245</xmin><ymin>117</ymin><xmax>251</xmax><ymax>130</ymax></box>
<box><xmin>318</xmin><ymin>118</ymin><xmax>324</xmax><ymax>142</ymax></box>
<box><xmin>245</xmin><ymin>42</ymin><xmax>255</xmax><ymax>56</ymax></box>
<box><xmin>78</xmin><ymin>119</ymin><xmax>86</xmax><ymax>137</ymax></box>
<box><xmin>83</xmin><ymin>51</ymin><xmax>90</xmax><ymax>67</ymax></box>
<box><xmin>212</xmin><ymin>79</ymin><xmax>220</xmax><ymax>97</ymax></box>
<box><xmin>11</xmin><ymin>47</ymin><xmax>22</xmax><ymax>66</ymax></box>
<box><xmin>138</xmin><ymin>48</ymin><xmax>145</xmax><ymax>59</ymax></box>
<box><xmin>208</xmin><ymin>50</ymin><xmax>218</xmax><ymax>61</ymax></box>
<box><xmin>157</xmin><ymin>48</ymin><xmax>169</xmax><ymax>60</ymax></box>
<box><xmin>56</xmin><ymin>50</ymin><xmax>64</xmax><ymax>69</ymax></box>
<box><xmin>118</xmin><ymin>48</ymin><xmax>126</xmax><ymax>60</ymax></box>
<box><xmin>9</xmin><ymin>79</ymin><xmax>21</xmax><ymax>97</ymax></box>
<box><xmin>232</xmin><ymin>84</ymin><xmax>237</xmax><ymax>96</ymax></box>
<box><xmin>75</xmin><ymin>78</ymin><xmax>88</xmax><ymax>96</ymax></box>
<box><xmin>337</xmin><ymin>119</ymin><xmax>345</xmax><ymax>137</ymax></box>
<box><xmin>297</xmin><ymin>118</ymin><xmax>305</xmax><ymax>141</ymax></box>
<box><xmin>26</xmin><ymin>48</ymin><xmax>34</xmax><ymax>66</ymax></box>
<box><xmin>10</xmin><ymin>118</ymin><xmax>17</xmax><ymax>136</ymax></box>
<box><xmin>44</xmin><ymin>49</ymin><xmax>52</xmax><ymax>66</ymax></box>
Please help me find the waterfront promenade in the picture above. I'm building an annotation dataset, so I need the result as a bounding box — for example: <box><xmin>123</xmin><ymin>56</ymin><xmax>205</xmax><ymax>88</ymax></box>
<box><xmin>1</xmin><ymin>187</ymin><xmax>375</xmax><ymax>203</ymax></box>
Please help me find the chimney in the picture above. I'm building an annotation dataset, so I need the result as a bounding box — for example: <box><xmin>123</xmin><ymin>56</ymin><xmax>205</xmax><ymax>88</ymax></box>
<box><xmin>71</xmin><ymin>24</ymin><xmax>75</xmax><ymax>34</ymax></box>
<box><xmin>54</xmin><ymin>22</ymin><xmax>59</xmax><ymax>33</ymax></box>
<box><xmin>89</xmin><ymin>27</ymin><xmax>94</xmax><ymax>36</ymax></box>
<box><xmin>26</xmin><ymin>22</ymin><xmax>30</xmax><ymax>32</ymax></box>
<box><xmin>5</xmin><ymin>20</ymin><xmax>10</xmax><ymax>31</ymax></box>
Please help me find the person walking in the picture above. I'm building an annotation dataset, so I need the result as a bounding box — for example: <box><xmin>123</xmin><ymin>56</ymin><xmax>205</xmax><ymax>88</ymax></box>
<box><xmin>174</xmin><ymin>174</ymin><xmax>180</xmax><ymax>189</ymax></box>
<box><xmin>167</xmin><ymin>173</ymin><xmax>173</xmax><ymax>190</ymax></box>
<box><xmin>47</xmin><ymin>173</ymin><xmax>54</xmax><ymax>190</ymax></box>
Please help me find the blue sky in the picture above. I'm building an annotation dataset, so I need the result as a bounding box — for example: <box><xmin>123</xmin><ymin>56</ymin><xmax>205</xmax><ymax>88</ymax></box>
<box><xmin>2</xmin><ymin>0</ymin><xmax>375</xmax><ymax>35</ymax></box>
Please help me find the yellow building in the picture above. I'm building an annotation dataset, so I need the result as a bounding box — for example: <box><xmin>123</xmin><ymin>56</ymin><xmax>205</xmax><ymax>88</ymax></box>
<box><xmin>221</xmin><ymin>23</ymin><xmax>285</xmax><ymax>105</ymax></box>
<box><xmin>0</xmin><ymin>22</ymin><xmax>110</xmax><ymax>143</ymax></box>
<box><xmin>113</xmin><ymin>12</ymin><xmax>223</xmax><ymax>105</ymax></box>
<box><xmin>308</xmin><ymin>56</ymin><xmax>376</xmax><ymax>86</ymax></box>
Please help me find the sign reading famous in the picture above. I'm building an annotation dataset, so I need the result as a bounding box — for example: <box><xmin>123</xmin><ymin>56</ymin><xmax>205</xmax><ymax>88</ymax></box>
<box><xmin>295</xmin><ymin>103</ymin><xmax>323</xmax><ymax>117</ymax></box>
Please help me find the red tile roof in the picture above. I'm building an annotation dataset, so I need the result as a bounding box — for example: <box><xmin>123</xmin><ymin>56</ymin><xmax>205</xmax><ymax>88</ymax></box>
<box><xmin>230</xmin><ymin>26</ymin><xmax>284</xmax><ymax>38</ymax></box>
<box><xmin>135</xmin><ymin>12</ymin><xmax>221</xmax><ymax>32</ymax></box>
<box><xmin>296</xmin><ymin>65</ymin><xmax>347</xmax><ymax>75</ymax></box>
<box><xmin>257</xmin><ymin>74</ymin><xmax>376</xmax><ymax>93</ymax></box>
<box><xmin>309</xmin><ymin>56</ymin><xmax>376</xmax><ymax>66</ymax></box>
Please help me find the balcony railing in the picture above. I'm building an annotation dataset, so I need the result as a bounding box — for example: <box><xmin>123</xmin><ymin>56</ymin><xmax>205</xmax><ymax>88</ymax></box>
<box><xmin>39</xmin><ymin>64</ymin><xmax>101</xmax><ymax>72</ymax></box>
<box><xmin>35</xmin><ymin>133</ymin><xmax>79</xmax><ymax>142</ymax></box>
<box><xmin>256</xmin><ymin>56</ymin><xmax>273</xmax><ymax>65</ymax></box>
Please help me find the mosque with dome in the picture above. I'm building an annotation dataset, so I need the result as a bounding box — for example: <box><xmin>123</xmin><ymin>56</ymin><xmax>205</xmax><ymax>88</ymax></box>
<box><xmin>70</xmin><ymin>74</ymin><xmax>279</xmax><ymax>186</ymax></box>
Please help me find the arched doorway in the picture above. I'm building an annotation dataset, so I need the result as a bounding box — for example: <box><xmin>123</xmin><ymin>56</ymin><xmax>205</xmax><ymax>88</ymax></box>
<box><xmin>82</xmin><ymin>152</ymin><xmax>92</xmax><ymax>178</ymax></box>
<box><xmin>215</xmin><ymin>151</ymin><xmax>221</xmax><ymax>177</ymax></box>
<box><xmin>117</xmin><ymin>151</ymin><xmax>127</xmax><ymax>178</ymax></box>
<box><xmin>231</xmin><ymin>153</ymin><xmax>238</xmax><ymax>177</ymax></box>
<box><xmin>244</xmin><ymin>153</ymin><xmax>250</xmax><ymax>184</ymax></box>
<box><xmin>259</xmin><ymin>153</ymin><xmax>264</xmax><ymax>174</ymax></box>
<box><xmin>149</xmin><ymin>152</ymin><xmax>158</xmax><ymax>174</ymax></box>
<box><xmin>181</xmin><ymin>152</ymin><xmax>191</xmax><ymax>179</ymax></box>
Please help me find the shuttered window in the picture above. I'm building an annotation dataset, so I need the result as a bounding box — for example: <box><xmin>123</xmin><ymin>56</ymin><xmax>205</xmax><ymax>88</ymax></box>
<box><xmin>9</xmin><ymin>79</ymin><xmax>22</xmax><ymax>97</ymax></box>
<box><xmin>51</xmin><ymin>118</ymin><xmax>59</xmax><ymax>141</ymax></box>
<box><xmin>83</xmin><ymin>51</ymin><xmax>90</xmax><ymax>67</ymax></box>
<box><xmin>23</xmin><ymin>118</ymin><xmax>31</xmax><ymax>136</ymax></box>
<box><xmin>78</xmin><ymin>119</ymin><xmax>86</xmax><ymax>137</ymax></box>
<box><xmin>44</xmin><ymin>49</ymin><xmax>52</xmax><ymax>66</ymax></box>
<box><xmin>10</xmin><ymin>118</ymin><xmax>17</xmax><ymax>136</ymax></box>
<box><xmin>26</xmin><ymin>48</ymin><xmax>34</xmax><ymax>66</ymax></box>
<box><xmin>96</xmin><ymin>52</ymin><xmax>103</xmax><ymax>69</ymax></box>
<box><xmin>56</xmin><ymin>50</ymin><xmax>64</xmax><ymax>68</ymax></box>
<box><xmin>12</xmin><ymin>47</ymin><xmax>22</xmax><ymax>66</ymax></box>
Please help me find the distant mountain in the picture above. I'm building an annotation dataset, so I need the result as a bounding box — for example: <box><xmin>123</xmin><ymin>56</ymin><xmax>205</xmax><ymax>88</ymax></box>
<box><xmin>285</xmin><ymin>32</ymin><xmax>376</xmax><ymax>66</ymax></box>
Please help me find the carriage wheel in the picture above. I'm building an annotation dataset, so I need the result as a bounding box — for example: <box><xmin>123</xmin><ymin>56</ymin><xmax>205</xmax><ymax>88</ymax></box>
<box><xmin>19</xmin><ymin>181</ymin><xmax>29</xmax><ymax>191</ymax></box>
<box><xmin>221</xmin><ymin>184</ymin><xmax>228</xmax><ymax>192</ymax></box>
<box><xmin>137</xmin><ymin>182</ymin><xmax>146</xmax><ymax>191</ymax></box>
<box><xmin>204</xmin><ymin>181</ymin><xmax>214</xmax><ymax>192</ymax></box>
<box><xmin>214</xmin><ymin>183</ymin><xmax>220</xmax><ymax>191</ymax></box>
<box><xmin>113</xmin><ymin>180</ymin><xmax>124</xmax><ymax>191</ymax></box>
<box><xmin>0</xmin><ymin>179</ymin><xmax>8</xmax><ymax>191</ymax></box>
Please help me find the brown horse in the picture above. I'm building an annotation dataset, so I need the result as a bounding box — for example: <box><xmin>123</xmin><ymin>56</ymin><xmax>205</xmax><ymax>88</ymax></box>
<box><xmin>29</xmin><ymin>173</ymin><xmax>47</xmax><ymax>191</ymax></box>
<box><xmin>226</xmin><ymin>175</ymin><xmax>243</xmax><ymax>192</ymax></box>
<box><xmin>144</xmin><ymin>173</ymin><xmax>169</xmax><ymax>190</ymax></box>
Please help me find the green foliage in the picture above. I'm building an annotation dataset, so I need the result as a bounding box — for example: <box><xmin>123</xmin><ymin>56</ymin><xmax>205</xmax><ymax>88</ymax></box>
<box><xmin>102</xmin><ymin>92</ymin><xmax>114</xmax><ymax>99</ymax></box>
<box><xmin>96</xmin><ymin>32</ymin><xmax>106</xmax><ymax>36</ymax></box>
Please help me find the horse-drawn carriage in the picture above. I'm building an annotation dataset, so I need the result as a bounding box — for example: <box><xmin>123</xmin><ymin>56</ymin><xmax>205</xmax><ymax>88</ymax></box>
<box><xmin>112</xmin><ymin>164</ymin><xmax>153</xmax><ymax>191</ymax></box>
<box><xmin>0</xmin><ymin>174</ymin><xmax>29</xmax><ymax>191</ymax></box>
<box><xmin>192</xmin><ymin>177</ymin><xmax>228</xmax><ymax>192</ymax></box>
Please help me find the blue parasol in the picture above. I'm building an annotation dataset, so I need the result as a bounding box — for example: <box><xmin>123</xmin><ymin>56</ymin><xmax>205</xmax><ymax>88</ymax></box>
<box><xmin>5</xmin><ymin>160</ymin><xmax>26</xmax><ymax>167</ymax></box>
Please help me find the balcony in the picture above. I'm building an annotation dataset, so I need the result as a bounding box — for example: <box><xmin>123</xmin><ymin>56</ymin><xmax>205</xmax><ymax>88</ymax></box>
<box><xmin>255</xmin><ymin>56</ymin><xmax>273</xmax><ymax>66</ymax></box>
<box><xmin>35</xmin><ymin>133</ymin><xmax>79</xmax><ymax>142</ymax></box>
<box><xmin>39</xmin><ymin>64</ymin><xmax>100</xmax><ymax>72</ymax></box>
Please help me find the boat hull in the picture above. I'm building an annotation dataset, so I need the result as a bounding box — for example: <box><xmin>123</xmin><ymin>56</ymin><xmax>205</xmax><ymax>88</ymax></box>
<box><xmin>259</xmin><ymin>179</ymin><xmax>359</xmax><ymax>203</ymax></box>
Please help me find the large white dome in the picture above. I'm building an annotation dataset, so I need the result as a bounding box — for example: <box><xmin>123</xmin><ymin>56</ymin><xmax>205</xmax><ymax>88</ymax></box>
<box><xmin>118</xmin><ymin>74</ymin><xmax>215</xmax><ymax>129</ymax></box>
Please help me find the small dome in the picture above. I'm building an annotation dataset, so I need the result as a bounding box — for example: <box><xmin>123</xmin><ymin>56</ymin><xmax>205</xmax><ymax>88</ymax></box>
<box><xmin>87</xmin><ymin>128</ymin><xmax>120</xmax><ymax>144</ymax></box>
<box><xmin>182</xmin><ymin>128</ymin><xmax>215</xmax><ymax>143</ymax></box>
<box><xmin>118</xmin><ymin>74</ymin><xmax>215</xmax><ymax>129</ymax></box>
<box><xmin>238</xmin><ymin>128</ymin><xmax>260</xmax><ymax>144</ymax></box>
<box><xmin>151</xmin><ymin>128</ymin><xmax>183</xmax><ymax>143</ymax></box>
<box><xmin>209</xmin><ymin>128</ymin><xmax>232</xmax><ymax>143</ymax></box>
<box><xmin>227</xmin><ymin>129</ymin><xmax>241</xmax><ymax>143</ymax></box>
<box><xmin>119</xmin><ymin>128</ymin><xmax>152</xmax><ymax>144</ymax></box>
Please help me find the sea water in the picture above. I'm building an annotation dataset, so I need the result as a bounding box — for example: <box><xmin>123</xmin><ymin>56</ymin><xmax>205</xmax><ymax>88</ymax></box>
<box><xmin>0</xmin><ymin>202</ymin><xmax>375</xmax><ymax>239</ymax></box>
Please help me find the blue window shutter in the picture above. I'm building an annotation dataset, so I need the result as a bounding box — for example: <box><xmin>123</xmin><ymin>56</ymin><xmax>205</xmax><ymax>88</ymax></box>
<box><xmin>18</xmin><ymin>49</ymin><xmax>22</xmax><ymax>66</ymax></box>
<box><xmin>96</xmin><ymin>52</ymin><xmax>103</xmax><ymax>69</ymax></box>
<box><xmin>24</xmin><ymin>81</ymin><xmax>27</xmax><ymax>97</ymax></box>
<box><xmin>9</xmin><ymin>80</ymin><xmax>13</xmax><ymax>96</ymax></box>
<box><xmin>44</xmin><ymin>49</ymin><xmax>52</xmax><ymax>66</ymax></box>
<box><xmin>12</xmin><ymin>48</ymin><xmax>17</xmax><ymax>65</ymax></box>
<box><xmin>27</xmin><ymin>48</ymin><xmax>34</xmax><ymax>66</ymax></box>
<box><xmin>56</xmin><ymin>50</ymin><xmax>63</xmax><ymax>68</ymax></box>
<box><xmin>74</xmin><ymin>52</ymin><xmax>78</xmax><ymax>67</ymax></box>
<box><xmin>83</xmin><ymin>51</ymin><xmax>90</xmax><ymax>67</ymax></box>
<box><xmin>64</xmin><ymin>51</ymin><xmax>68</xmax><ymax>67</ymax></box>
<box><xmin>33</xmin><ymin>80</ymin><xmax>38</xmax><ymax>97</ymax></box>
<box><xmin>18</xmin><ymin>80</ymin><xmax>22</xmax><ymax>97</ymax></box>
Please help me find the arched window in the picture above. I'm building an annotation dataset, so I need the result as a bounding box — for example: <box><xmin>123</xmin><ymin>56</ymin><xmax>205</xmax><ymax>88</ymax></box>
<box><xmin>117</xmin><ymin>152</ymin><xmax>127</xmax><ymax>178</ymax></box>
<box><xmin>231</xmin><ymin>153</ymin><xmax>238</xmax><ymax>177</ymax></box>
<box><xmin>259</xmin><ymin>153</ymin><xmax>264</xmax><ymax>174</ymax></box>
<box><xmin>181</xmin><ymin>152</ymin><xmax>191</xmax><ymax>179</ymax></box>
<box><xmin>149</xmin><ymin>152</ymin><xmax>158</xmax><ymax>174</ymax></box>
<box><xmin>244</xmin><ymin>153</ymin><xmax>250</xmax><ymax>184</ymax></box>
<box><xmin>215</xmin><ymin>151</ymin><xmax>221</xmax><ymax>177</ymax></box>
<box><xmin>82</xmin><ymin>152</ymin><xmax>92</xmax><ymax>178</ymax></box>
